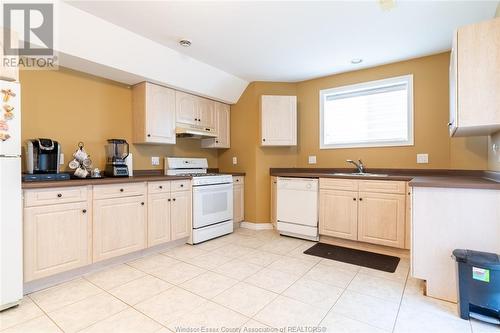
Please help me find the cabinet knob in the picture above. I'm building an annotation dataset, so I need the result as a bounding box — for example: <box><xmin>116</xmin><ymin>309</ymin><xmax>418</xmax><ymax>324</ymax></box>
<box><xmin>57</xmin><ymin>193</ymin><xmax>62</xmax><ymax>198</ymax></box>
<box><xmin>168</xmin><ymin>198</ymin><xmax>171</xmax><ymax>202</ymax></box>
<box><xmin>159</xmin><ymin>185</ymin><xmax>163</xmax><ymax>189</ymax></box>
<box><xmin>82</xmin><ymin>209</ymin><xmax>87</xmax><ymax>214</ymax></box>
<box><xmin>262</xmin><ymin>138</ymin><xmax>266</xmax><ymax>142</ymax></box>
<box><xmin>147</xmin><ymin>134</ymin><xmax>151</xmax><ymax>137</ymax></box>
<box><xmin>120</xmin><ymin>188</ymin><xmax>124</xmax><ymax>192</ymax></box>
<box><xmin>236</xmin><ymin>179</ymin><xmax>239</xmax><ymax>182</ymax></box>
<box><xmin>180</xmin><ymin>184</ymin><xmax>184</xmax><ymax>187</ymax></box>
<box><xmin>353</xmin><ymin>198</ymin><xmax>356</xmax><ymax>201</ymax></box>
<box><xmin>215</xmin><ymin>140</ymin><xmax>219</xmax><ymax>143</ymax></box>
<box><xmin>194</xmin><ymin>118</ymin><xmax>198</xmax><ymax>121</ymax></box>
<box><xmin>141</xmin><ymin>202</ymin><xmax>145</xmax><ymax>206</ymax></box>
<box><xmin>173</xmin><ymin>198</ymin><xmax>176</xmax><ymax>201</ymax></box>
<box><xmin>447</xmin><ymin>122</ymin><xmax>453</xmax><ymax>127</ymax></box>
<box><xmin>359</xmin><ymin>198</ymin><xmax>363</xmax><ymax>201</ymax></box>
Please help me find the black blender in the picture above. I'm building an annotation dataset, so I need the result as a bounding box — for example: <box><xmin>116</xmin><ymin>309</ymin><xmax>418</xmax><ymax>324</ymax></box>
<box><xmin>104</xmin><ymin>139</ymin><xmax>130</xmax><ymax>177</ymax></box>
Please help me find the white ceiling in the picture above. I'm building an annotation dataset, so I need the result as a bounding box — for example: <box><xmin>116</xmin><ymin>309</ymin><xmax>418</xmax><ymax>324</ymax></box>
<box><xmin>68</xmin><ymin>1</ymin><xmax>498</xmax><ymax>82</ymax></box>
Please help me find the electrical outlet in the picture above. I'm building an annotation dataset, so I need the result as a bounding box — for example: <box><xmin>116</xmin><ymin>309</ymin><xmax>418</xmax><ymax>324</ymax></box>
<box><xmin>59</xmin><ymin>153</ymin><xmax>64</xmax><ymax>165</ymax></box>
<box><xmin>308</xmin><ymin>155</ymin><xmax>317</xmax><ymax>164</ymax></box>
<box><xmin>232</xmin><ymin>157</ymin><xmax>237</xmax><ymax>165</ymax></box>
<box><xmin>417</xmin><ymin>153</ymin><xmax>429</xmax><ymax>164</ymax></box>
<box><xmin>151</xmin><ymin>156</ymin><xmax>160</xmax><ymax>166</ymax></box>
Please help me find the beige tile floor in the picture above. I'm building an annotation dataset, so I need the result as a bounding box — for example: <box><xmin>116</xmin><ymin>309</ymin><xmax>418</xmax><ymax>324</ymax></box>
<box><xmin>1</xmin><ymin>228</ymin><xmax>498</xmax><ymax>333</ymax></box>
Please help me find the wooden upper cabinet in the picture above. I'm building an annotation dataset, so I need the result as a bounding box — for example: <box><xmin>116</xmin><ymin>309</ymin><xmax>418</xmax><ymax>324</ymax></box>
<box><xmin>450</xmin><ymin>17</ymin><xmax>500</xmax><ymax>136</ymax></box>
<box><xmin>132</xmin><ymin>82</ymin><xmax>176</xmax><ymax>144</ymax></box>
<box><xmin>201</xmin><ymin>102</ymin><xmax>230</xmax><ymax>148</ymax></box>
<box><xmin>357</xmin><ymin>191</ymin><xmax>405</xmax><ymax>248</ymax></box>
<box><xmin>261</xmin><ymin>95</ymin><xmax>297</xmax><ymax>146</ymax></box>
<box><xmin>176</xmin><ymin>91</ymin><xmax>217</xmax><ymax>131</ymax></box>
<box><xmin>319</xmin><ymin>189</ymin><xmax>358</xmax><ymax>240</ymax></box>
<box><xmin>176</xmin><ymin>91</ymin><xmax>198</xmax><ymax>126</ymax></box>
<box><xmin>197</xmin><ymin>97</ymin><xmax>216</xmax><ymax>130</ymax></box>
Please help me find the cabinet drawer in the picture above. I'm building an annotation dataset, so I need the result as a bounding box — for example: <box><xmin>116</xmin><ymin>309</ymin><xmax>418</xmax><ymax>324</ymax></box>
<box><xmin>358</xmin><ymin>180</ymin><xmax>406</xmax><ymax>194</ymax></box>
<box><xmin>233</xmin><ymin>176</ymin><xmax>244</xmax><ymax>185</ymax></box>
<box><xmin>148</xmin><ymin>181</ymin><xmax>171</xmax><ymax>194</ymax></box>
<box><xmin>24</xmin><ymin>187</ymin><xmax>88</xmax><ymax>207</ymax></box>
<box><xmin>93</xmin><ymin>182</ymin><xmax>146</xmax><ymax>199</ymax></box>
<box><xmin>171</xmin><ymin>180</ymin><xmax>191</xmax><ymax>192</ymax></box>
<box><xmin>319</xmin><ymin>178</ymin><xmax>358</xmax><ymax>191</ymax></box>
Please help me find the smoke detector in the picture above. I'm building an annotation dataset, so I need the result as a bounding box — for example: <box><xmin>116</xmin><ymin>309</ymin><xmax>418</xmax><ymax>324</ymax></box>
<box><xmin>179</xmin><ymin>39</ymin><xmax>192</xmax><ymax>47</ymax></box>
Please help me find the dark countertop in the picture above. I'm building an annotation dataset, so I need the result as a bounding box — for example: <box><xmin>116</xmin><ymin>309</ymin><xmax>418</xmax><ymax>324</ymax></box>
<box><xmin>270</xmin><ymin>168</ymin><xmax>500</xmax><ymax>190</ymax></box>
<box><xmin>22</xmin><ymin>170</ymin><xmax>246</xmax><ymax>189</ymax></box>
<box><xmin>22</xmin><ymin>174</ymin><xmax>192</xmax><ymax>189</ymax></box>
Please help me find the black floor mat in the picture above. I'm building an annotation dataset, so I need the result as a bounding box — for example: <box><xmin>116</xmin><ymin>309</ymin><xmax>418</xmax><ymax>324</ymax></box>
<box><xmin>304</xmin><ymin>243</ymin><xmax>400</xmax><ymax>273</ymax></box>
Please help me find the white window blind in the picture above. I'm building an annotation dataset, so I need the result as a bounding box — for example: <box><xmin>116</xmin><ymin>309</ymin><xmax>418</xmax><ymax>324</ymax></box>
<box><xmin>320</xmin><ymin>75</ymin><xmax>413</xmax><ymax>149</ymax></box>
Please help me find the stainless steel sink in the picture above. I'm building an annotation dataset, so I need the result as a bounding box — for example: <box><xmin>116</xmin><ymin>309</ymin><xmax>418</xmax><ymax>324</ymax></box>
<box><xmin>330</xmin><ymin>172</ymin><xmax>389</xmax><ymax>177</ymax></box>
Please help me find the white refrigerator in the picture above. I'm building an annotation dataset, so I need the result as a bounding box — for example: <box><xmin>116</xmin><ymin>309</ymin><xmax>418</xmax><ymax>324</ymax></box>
<box><xmin>0</xmin><ymin>80</ymin><xmax>22</xmax><ymax>311</ymax></box>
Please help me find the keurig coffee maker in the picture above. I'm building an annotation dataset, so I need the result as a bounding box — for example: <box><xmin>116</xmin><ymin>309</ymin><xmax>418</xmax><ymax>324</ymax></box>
<box><xmin>26</xmin><ymin>138</ymin><xmax>61</xmax><ymax>174</ymax></box>
<box><xmin>105</xmin><ymin>139</ymin><xmax>130</xmax><ymax>177</ymax></box>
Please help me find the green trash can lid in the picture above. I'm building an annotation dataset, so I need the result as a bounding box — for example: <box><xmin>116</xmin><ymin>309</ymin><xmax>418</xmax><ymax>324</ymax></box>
<box><xmin>452</xmin><ymin>249</ymin><xmax>500</xmax><ymax>270</ymax></box>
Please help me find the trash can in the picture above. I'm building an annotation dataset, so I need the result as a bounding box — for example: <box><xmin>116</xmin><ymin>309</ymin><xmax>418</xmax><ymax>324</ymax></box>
<box><xmin>452</xmin><ymin>249</ymin><xmax>500</xmax><ymax>324</ymax></box>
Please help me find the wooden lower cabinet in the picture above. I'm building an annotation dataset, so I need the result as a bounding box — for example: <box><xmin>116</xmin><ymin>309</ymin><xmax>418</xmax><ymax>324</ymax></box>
<box><xmin>171</xmin><ymin>190</ymin><xmax>191</xmax><ymax>240</ymax></box>
<box><xmin>24</xmin><ymin>202</ymin><xmax>90</xmax><ymax>282</ymax></box>
<box><xmin>233</xmin><ymin>183</ymin><xmax>244</xmax><ymax>223</ymax></box>
<box><xmin>319</xmin><ymin>189</ymin><xmax>358</xmax><ymax>240</ymax></box>
<box><xmin>357</xmin><ymin>192</ymin><xmax>406</xmax><ymax>248</ymax></box>
<box><xmin>148</xmin><ymin>193</ymin><xmax>172</xmax><ymax>247</ymax></box>
<box><xmin>93</xmin><ymin>195</ymin><xmax>147</xmax><ymax>262</ymax></box>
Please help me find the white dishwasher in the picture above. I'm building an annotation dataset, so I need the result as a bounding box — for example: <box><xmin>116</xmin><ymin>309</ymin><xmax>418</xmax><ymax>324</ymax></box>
<box><xmin>276</xmin><ymin>177</ymin><xmax>319</xmax><ymax>241</ymax></box>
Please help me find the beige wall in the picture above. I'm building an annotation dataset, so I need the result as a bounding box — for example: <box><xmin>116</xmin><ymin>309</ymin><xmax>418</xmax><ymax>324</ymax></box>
<box><xmin>20</xmin><ymin>68</ymin><xmax>218</xmax><ymax>172</ymax></box>
<box><xmin>219</xmin><ymin>52</ymin><xmax>489</xmax><ymax>223</ymax></box>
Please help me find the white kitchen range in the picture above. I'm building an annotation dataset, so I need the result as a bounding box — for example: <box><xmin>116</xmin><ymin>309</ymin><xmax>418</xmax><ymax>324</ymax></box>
<box><xmin>165</xmin><ymin>157</ymin><xmax>233</xmax><ymax>244</ymax></box>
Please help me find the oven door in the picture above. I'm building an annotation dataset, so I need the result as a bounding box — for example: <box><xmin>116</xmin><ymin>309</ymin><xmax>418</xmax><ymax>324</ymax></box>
<box><xmin>192</xmin><ymin>183</ymin><xmax>233</xmax><ymax>229</ymax></box>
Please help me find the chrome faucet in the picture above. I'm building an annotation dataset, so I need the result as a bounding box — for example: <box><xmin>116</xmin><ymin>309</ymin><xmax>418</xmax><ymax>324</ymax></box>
<box><xmin>346</xmin><ymin>159</ymin><xmax>365</xmax><ymax>174</ymax></box>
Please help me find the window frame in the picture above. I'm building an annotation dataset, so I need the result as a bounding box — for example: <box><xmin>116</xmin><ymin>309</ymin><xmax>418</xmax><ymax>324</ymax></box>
<box><xmin>319</xmin><ymin>74</ymin><xmax>414</xmax><ymax>149</ymax></box>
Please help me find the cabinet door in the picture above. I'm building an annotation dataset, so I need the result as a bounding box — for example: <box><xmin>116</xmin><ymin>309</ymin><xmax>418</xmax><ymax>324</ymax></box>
<box><xmin>455</xmin><ymin>18</ymin><xmax>500</xmax><ymax>135</ymax></box>
<box><xmin>148</xmin><ymin>192</ymin><xmax>171</xmax><ymax>247</ymax></box>
<box><xmin>233</xmin><ymin>183</ymin><xmax>244</xmax><ymax>223</ymax></box>
<box><xmin>215</xmin><ymin>103</ymin><xmax>230</xmax><ymax>148</ymax></box>
<box><xmin>319</xmin><ymin>189</ymin><xmax>358</xmax><ymax>240</ymax></box>
<box><xmin>198</xmin><ymin>97</ymin><xmax>216</xmax><ymax>130</ymax></box>
<box><xmin>201</xmin><ymin>102</ymin><xmax>230</xmax><ymax>148</ymax></box>
<box><xmin>145</xmin><ymin>83</ymin><xmax>176</xmax><ymax>144</ymax></box>
<box><xmin>93</xmin><ymin>196</ymin><xmax>146</xmax><ymax>262</ymax></box>
<box><xmin>171</xmin><ymin>190</ymin><xmax>191</xmax><ymax>240</ymax></box>
<box><xmin>176</xmin><ymin>91</ymin><xmax>198</xmax><ymax>125</ymax></box>
<box><xmin>24</xmin><ymin>202</ymin><xmax>90</xmax><ymax>282</ymax></box>
<box><xmin>270</xmin><ymin>177</ymin><xmax>277</xmax><ymax>226</ymax></box>
<box><xmin>449</xmin><ymin>34</ymin><xmax>458</xmax><ymax>136</ymax></box>
<box><xmin>261</xmin><ymin>95</ymin><xmax>297</xmax><ymax>146</ymax></box>
<box><xmin>357</xmin><ymin>192</ymin><xmax>405</xmax><ymax>248</ymax></box>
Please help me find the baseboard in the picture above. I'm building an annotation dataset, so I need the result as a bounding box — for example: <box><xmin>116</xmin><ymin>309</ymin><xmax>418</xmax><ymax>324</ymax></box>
<box><xmin>240</xmin><ymin>221</ymin><xmax>274</xmax><ymax>230</ymax></box>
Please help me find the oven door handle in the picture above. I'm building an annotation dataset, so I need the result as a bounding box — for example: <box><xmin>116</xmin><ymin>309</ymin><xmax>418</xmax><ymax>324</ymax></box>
<box><xmin>192</xmin><ymin>183</ymin><xmax>233</xmax><ymax>193</ymax></box>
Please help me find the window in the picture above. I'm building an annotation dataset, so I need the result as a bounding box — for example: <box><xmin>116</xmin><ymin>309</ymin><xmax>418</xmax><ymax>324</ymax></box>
<box><xmin>320</xmin><ymin>75</ymin><xmax>413</xmax><ymax>149</ymax></box>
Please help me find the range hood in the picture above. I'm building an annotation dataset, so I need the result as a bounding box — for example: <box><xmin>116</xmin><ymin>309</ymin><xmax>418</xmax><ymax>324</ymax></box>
<box><xmin>175</xmin><ymin>125</ymin><xmax>217</xmax><ymax>139</ymax></box>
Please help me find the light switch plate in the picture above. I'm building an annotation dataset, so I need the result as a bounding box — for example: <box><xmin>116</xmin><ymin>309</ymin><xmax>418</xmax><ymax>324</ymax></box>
<box><xmin>151</xmin><ymin>156</ymin><xmax>160</xmax><ymax>166</ymax></box>
<box><xmin>308</xmin><ymin>155</ymin><xmax>317</xmax><ymax>164</ymax></box>
<box><xmin>417</xmin><ymin>153</ymin><xmax>429</xmax><ymax>164</ymax></box>
<box><xmin>232</xmin><ymin>157</ymin><xmax>238</xmax><ymax>165</ymax></box>
<box><xmin>59</xmin><ymin>153</ymin><xmax>64</xmax><ymax>165</ymax></box>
